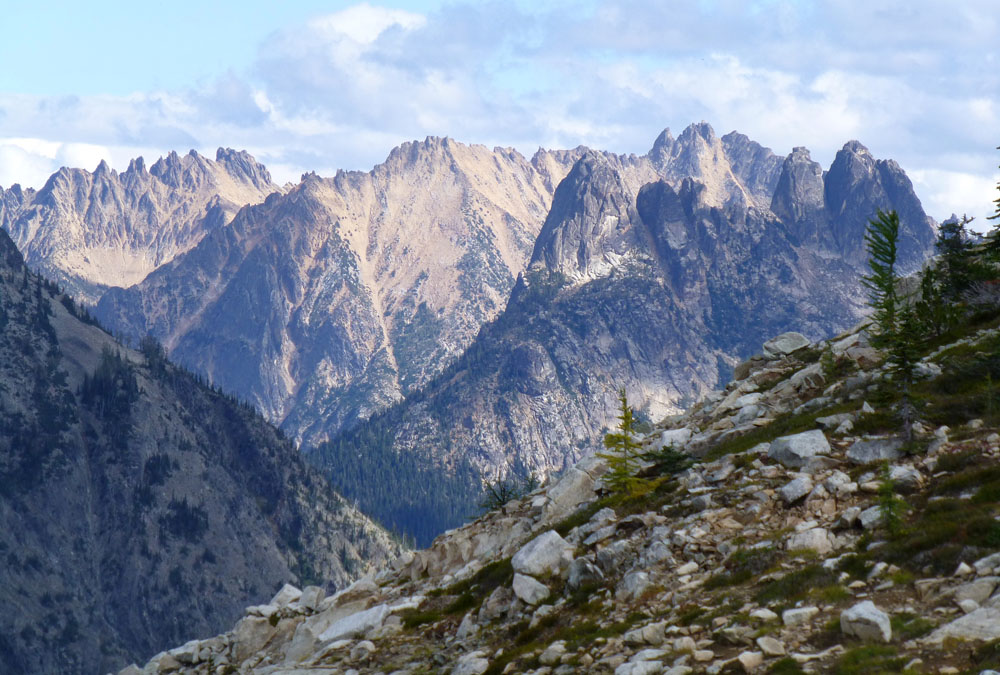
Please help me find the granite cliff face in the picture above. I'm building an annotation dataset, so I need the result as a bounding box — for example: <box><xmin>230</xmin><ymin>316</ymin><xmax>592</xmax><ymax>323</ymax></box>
<box><xmin>315</xmin><ymin>125</ymin><xmax>936</xmax><ymax>544</ymax></box>
<box><xmin>0</xmin><ymin>148</ymin><xmax>281</xmax><ymax>303</ymax></box>
<box><xmin>0</xmin><ymin>228</ymin><xmax>400</xmax><ymax>674</ymax></box>
<box><xmin>95</xmin><ymin>139</ymin><xmax>581</xmax><ymax>445</ymax></box>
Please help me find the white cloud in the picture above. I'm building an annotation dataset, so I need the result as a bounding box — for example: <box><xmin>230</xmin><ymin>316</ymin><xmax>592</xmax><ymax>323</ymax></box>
<box><xmin>0</xmin><ymin>0</ymin><xmax>996</xmax><ymax>227</ymax></box>
<box><xmin>0</xmin><ymin>138</ymin><xmax>112</xmax><ymax>188</ymax></box>
<box><xmin>0</xmin><ymin>142</ymin><xmax>57</xmax><ymax>189</ymax></box>
<box><xmin>910</xmin><ymin>169</ymin><xmax>999</xmax><ymax>232</ymax></box>
<box><xmin>306</xmin><ymin>3</ymin><xmax>426</xmax><ymax>45</ymax></box>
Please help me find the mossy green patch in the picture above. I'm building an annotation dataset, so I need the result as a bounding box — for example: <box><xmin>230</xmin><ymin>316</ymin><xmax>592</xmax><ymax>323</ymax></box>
<box><xmin>832</xmin><ymin>645</ymin><xmax>913</xmax><ymax>674</ymax></box>
<box><xmin>704</xmin><ymin>402</ymin><xmax>856</xmax><ymax>461</ymax></box>
<box><xmin>755</xmin><ymin>564</ymin><xmax>836</xmax><ymax>604</ymax></box>
<box><xmin>890</xmin><ymin>612</ymin><xmax>936</xmax><ymax>641</ymax></box>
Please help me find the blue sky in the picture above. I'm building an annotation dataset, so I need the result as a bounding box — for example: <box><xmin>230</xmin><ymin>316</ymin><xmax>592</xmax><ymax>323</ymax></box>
<box><xmin>1</xmin><ymin>0</ymin><xmax>998</xmax><ymax>227</ymax></box>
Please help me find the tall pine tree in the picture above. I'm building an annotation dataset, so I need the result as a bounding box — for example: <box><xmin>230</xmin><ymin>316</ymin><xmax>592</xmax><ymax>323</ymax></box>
<box><xmin>598</xmin><ymin>389</ymin><xmax>644</xmax><ymax>496</ymax></box>
<box><xmin>862</xmin><ymin>210</ymin><xmax>901</xmax><ymax>349</ymax></box>
<box><xmin>862</xmin><ymin>209</ymin><xmax>924</xmax><ymax>442</ymax></box>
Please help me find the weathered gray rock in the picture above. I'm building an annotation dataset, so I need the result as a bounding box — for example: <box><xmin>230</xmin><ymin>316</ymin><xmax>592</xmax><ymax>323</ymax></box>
<box><xmin>478</xmin><ymin>585</ymin><xmax>515</xmax><ymax>623</ymax></box>
<box><xmin>232</xmin><ymin>616</ymin><xmax>279</xmax><ymax>664</ymax></box>
<box><xmin>540</xmin><ymin>640</ymin><xmax>567</xmax><ymax>665</ymax></box>
<box><xmin>649</xmin><ymin>428</ymin><xmax>692</xmax><ymax>449</ymax></box>
<box><xmin>846</xmin><ymin>437</ymin><xmax>903</xmax><ymax>464</ymax></box>
<box><xmin>456</xmin><ymin>612</ymin><xmax>479</xmax><ymax>641</ymax></box>
<box><xmin>167</xmin><ymin>639</ymin><xmax>202</xmax><ymax>665</ymax></box>
<box><xmin>317</xmin><ymin>604</ymin><xmax>390</xmax><ymax>643</ymax></box>
<box><xmin>283</xmin><ymin>624</ymin><xmax>319</xmax><ymax>664</ymax></box>
<box><xmin>297</xmin><ymin>585</ymin><xmax>326</xmax><ymax>611</ymax></box>
<box><xmin>788</xmin><ymin>527</ymin><xmax>834</xmax><ymax>555</ymax></box>
<box><xmin>452</xmin><ymin>650</ymin><xmax>491</xmax><ymax>675</ymax></box>
<box><xmin>756</xmin><ymin>636</ymin><xmax>786</xmax><ymax>656</ymax></box>
<box><xmin>738</xmin><ymin>651</ymin><xmax>764</xmax><ymax>670</ymax></box>
<box><xmin>512</xmin><ymin>530</ymin><xmax>575</xmax><ymax>577</ymax></box>
<box><xmin>955</xmin><ymin>578</ymin><xmax>999</xmax><ymax>605</ymax></box>
<box><xmin>924</xmin><ymin>607</ymin><xmax>1000</xmax><ymax>643</ymax></box>
<box><xmin>841</xmin><ymin>600</ymin><xmax>892</xmax><ymax>642</ymax></box>
<box><xmin>625</xmin><ymin>620</ymin><xmax>668</xmax><ymax>646</ymax></box>
<box><xmin>858</xmin><ymin>505</ymin><xmax>884</xmax><ymax>530</ymax></box>
<box><xmin>541</xmin><ymin>468</ymin><xmax>597</xmax><ymax>524</ymax></box>
<box><xmin>270</xmin><ymin>583</ymin><xmax>303</xmax><ymax>607</ymax></box>
<box><xmin>643</xmin><ymin>540</ymin><xmax>674</xmax><ymax>566</ymax></box>
<box><xmin>512</xmin><ymin>573</ymin><xmax>550</xmax><ymax>605</ymax></box>
<box><xmin>616</xmin><ymin>662</ymin><xmax>664</xmax><ymax>675</ymax></box>
<box><xmin>816</xmin><ymin>413</ymin><xmax>854</xmax><ymax>430</ymax></box>
<box><xmin>837</xmin><ymin>506</ymin><xmax>863</xmax><ymax>529</ymax></box>
<box><xmin>779</xmin><ymin>475</ymin><xmax>815</xmax><ymax>504</ymax></box>
<box><xmin>975</xmin><ymin>553</ymin><xmax>1000</xmax><ymax>576</ymax></box>
<box><xmin>596</xmin><ymin>540</ymin><xmax>634</xmax><ymax>576</ymax></box>
<box><xmin>567</xmin><ymin>558</ymin><xmax>605</xmax><ymax>591</ymax></box>
<box><xmin>618</xmin><ymin>571</ymin><xmax>652</xmax><ymax>601</ymax></box>
<box><xmin>768</xmin><ymin>430</ymin><xmax>831</xmax><ymax>469</ymax></box>
<box><xmin>782</xmin><ymin>606</ymin><xmax>819</xmax><ymax>626</ymax></box>
<box><xmin>763</xmin><ymin>332</ymin><xmax>811</xmax><ymax>358</ymax></box>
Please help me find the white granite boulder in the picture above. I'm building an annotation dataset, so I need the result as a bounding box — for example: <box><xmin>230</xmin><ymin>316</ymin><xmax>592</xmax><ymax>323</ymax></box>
<box><xmin>768</xmin><ymin>430</ymin><xmax>831</xmax><ymax>469</ymax></box>
<box><xmin>512</xmin><ymin>573</ymin><xmax>550</xmax><ymax>605</ymax></box>
<box><xmin>841</xmin><ymin>601</ymin><xmax>892</xmax><ymax>642</ymax></box>
<box><xmin>763</xmin><ymin>332</ymin><xmax>811</xmax><ymax>358</ymax></box>
<box><xmin>512</xmin><ymin>530</ymin><xmax>574</xmax><ymax>577</ymax></box>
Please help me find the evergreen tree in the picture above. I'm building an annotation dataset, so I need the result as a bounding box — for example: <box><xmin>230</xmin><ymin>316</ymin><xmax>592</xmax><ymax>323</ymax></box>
<box><xmin>889</xmin><ymin>303</ymin><xmax>923</xmax><ymax>443</ymax></box>
<box><xmin>861</xmin><ymin>210</ymin><xmax>901</xmax><ymax>348</ymax></box>
<box><xmin>915</xmin><ymin>265</ymin><xmax>959</xmax><ymax>338</ymax></box>
<box><xmin>986</xmin><ymin>146</ymin><xmax>1000</xmax><ymax>259</ymax></box>
<box><xmin>936</xmin><ymin>215</ymin><xmax>976</xmax><ymax>298</ymax></box>
<box><xmin>598</xmin><ymin>389</ymin><xmax>644</xmax><ymax>495</ymax></box>
<box><xmin>862</xmin><ymin>209</ymin><xmax>924</xmax><ymax>442</ymax></box>
<box><xmin>878</xmin><ymin>461</ymin><xmax>904</xmax><ymax>537</ymax></box>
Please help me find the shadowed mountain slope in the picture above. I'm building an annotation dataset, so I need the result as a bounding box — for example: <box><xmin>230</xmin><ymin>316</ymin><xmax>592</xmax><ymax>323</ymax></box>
<box><xmin>0</xmin><ymin>229</ymin><xmax>400</xmax><ymax>674</ymax></box>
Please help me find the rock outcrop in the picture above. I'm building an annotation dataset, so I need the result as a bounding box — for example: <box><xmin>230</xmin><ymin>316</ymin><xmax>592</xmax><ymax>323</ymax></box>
<box><xmin>130</xmin><ymin>306</ymin><xmax>1000</xmax><ymax>674</ymax></box>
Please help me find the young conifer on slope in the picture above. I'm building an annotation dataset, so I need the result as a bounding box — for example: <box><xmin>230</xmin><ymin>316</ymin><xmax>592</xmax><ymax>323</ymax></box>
<box><xmin>599</xmin><ymin>388</ymin><xmax>645</xmax><ymax>496</ymax></box>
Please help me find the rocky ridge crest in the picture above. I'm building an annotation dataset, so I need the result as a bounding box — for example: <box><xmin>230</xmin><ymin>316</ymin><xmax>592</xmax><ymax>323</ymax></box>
<box><xmin>125</xmin><ymin>308</ymin><xmax>1000</xmax><ymax>674</ymax></box>
<box><xmin>0</xmin><ymin>148</ymin><xmax>281</xmax><ymax>303</ymax></box>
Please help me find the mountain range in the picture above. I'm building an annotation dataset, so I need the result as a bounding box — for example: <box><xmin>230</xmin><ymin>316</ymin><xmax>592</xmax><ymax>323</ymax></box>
<box><xmin>312</xmin><ymin>125</ymin><xmax>936</xmax><ymax>543</ymax></box>
<box><xmin>1</xmin><ymin>123</ymin><xmax>936</xmax><ymax>549</ymax></box>
<box><xmin>0</xmin><ymin>148</ymin><xmax>281</xmax><ymax>304</ymax></box>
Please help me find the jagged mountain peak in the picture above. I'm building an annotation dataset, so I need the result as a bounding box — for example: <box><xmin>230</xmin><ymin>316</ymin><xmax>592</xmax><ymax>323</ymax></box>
<box><xmin>840</xmin><ymin>138</ymin><xmax>874</xmax><ymax>156</ymax></box>
<box><xmin>829</xmin><ymin>140</ymin><xmax>879</xmax><ymax>181</ymax></box>
<box><xmin>824</xmin><ymin>139</ymin><xmax>935</xmax><ymax>269</ymax></box>
<box><xmin>720</xmin><ymin>131</ymin><xmax>784</xmax><ymax>207</ymax></box>
<box><xmin>770</xmin><ymin>145</ymin><xmax>827</xmax><ymax>241</ymax></box>
<box><xmin>677</xmin><ymin>120</ymin><xmax>718</xmax><ymax>145</ymax></box>
<box><xmin>645</xmin><ymin>121</ymin><xmax>756</xmax><ymax>209</ymax></box>
<box><xmin>126</xmin><ymin>156</ymin><xmax>147</xmax><ymax>174</ymax></box>
<box><xmin>215</xmin><ymin>147</ymin><xmax>274</xmax><ymax>188</ymax></box>
<box><xmin>529</xmin><ymin>151</ymin><xmax>638</xmax><ymax>279</ymax></box>
<box><xmin>1</xmin><ymin>147</ymin><xmax>281</xmax><ymax>302</ymax></box>
<box><xmin>648</xmin><ymin>127</ymin><xmax>675</xmax><ymax>155</ymax></box>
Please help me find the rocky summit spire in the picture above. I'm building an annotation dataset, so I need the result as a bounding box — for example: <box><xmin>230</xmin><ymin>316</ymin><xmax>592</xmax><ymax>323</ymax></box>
<box><xmin>770</xmin><ymin>146</ymin><xmax>831</xmax><ymax>248</ymax></box>
<box><xmin>529</xmin><ymin>152</ymin><xmax>638</xmax><ymax>279</ymax></box>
